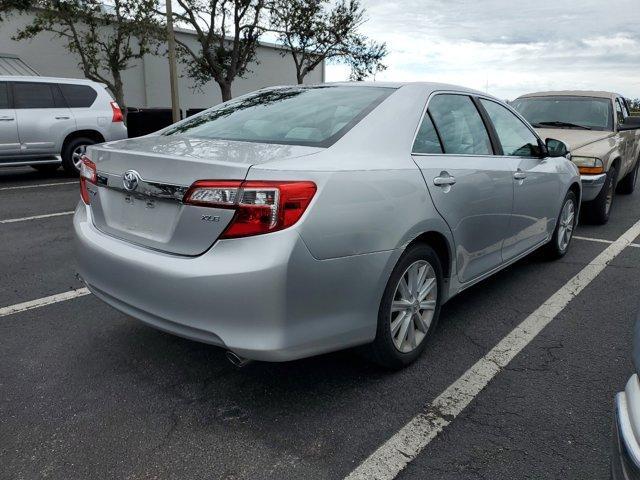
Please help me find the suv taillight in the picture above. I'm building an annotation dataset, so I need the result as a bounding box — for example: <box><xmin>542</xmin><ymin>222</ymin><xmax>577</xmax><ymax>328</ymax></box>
<box><xmin>183</xmin><ymin>180</ymin><xmax>317</xmax><ymax>238</ymax></box>
<box><xmin>110</xmin><ymin>101</ymin><xmax>123</xmax><ymax>122</ymax></box>
<box><xmin>79</xmin><ymin>156</ymin><xmax>97</xmax><ymax>204</ymax></box>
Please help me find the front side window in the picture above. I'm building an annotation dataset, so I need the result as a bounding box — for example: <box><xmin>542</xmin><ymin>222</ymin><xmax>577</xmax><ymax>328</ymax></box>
<box><xmin>427</xmin><ymin>94</ymin><xmax>493</xmax><ymax>155</ymax></box>
<box><xmin>0</xmin><ymin>82</ymin><xmax>9</xmax><ymax>109</ymax></box>
<box><xmin>13</xmin><ymin>82</ymin><xmax>57</xmax><ymax>109</ymax></box>
<box><xmin>615</xmin><ymin>99</ymin><xmax>625</xmax><ymax>125</ymax></box>
<box><xmin>480</xmin><ymin>99</ymin><xmax>540</xmax><ymax>157</ymax></box>
<box><xmin>164</xmin><ymin>86</ymin><xmax>395</xmax><ymax>147</ymax></box>
<box><xmin>412</xmin><ymin>112</ymin><xmax>442</xmax><ymax>154</ymax></box>
<box><xmin>512</xmin><ymin>96</ymin><xmax>613</xmax><ymax>131</ymax></box>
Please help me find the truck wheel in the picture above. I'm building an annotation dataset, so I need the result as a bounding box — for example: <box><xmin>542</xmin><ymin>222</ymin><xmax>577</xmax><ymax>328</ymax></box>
<box><xmin>541</xmin><ymin>190</ymin><xmax>577</xmax><ymax>260</ymax></box>
<box><xmin>583</xmin><ymin>166</ymin><xmax>617</xmax><ymax>225</ymax></box>
<box><xmin>617</xmin><ymin>160</ymin><xmax>639</xmax><ymax>195</ymax></box>
<box><xmin>368</xmin><ymin>243</ymin><xmax>443</xmax><ymax>369</ymax></box>
<box><xmin>61</xmin><ymin>137</ymin><xmax>95</xmax><ymax>176</ymax></box>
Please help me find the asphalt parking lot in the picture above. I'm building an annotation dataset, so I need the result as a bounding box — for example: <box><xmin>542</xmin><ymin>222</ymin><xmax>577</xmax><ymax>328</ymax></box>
<box><xmin>2</xmin><ymin>166</ymin><xmax>639</xmax><ymax>480</ymax></box>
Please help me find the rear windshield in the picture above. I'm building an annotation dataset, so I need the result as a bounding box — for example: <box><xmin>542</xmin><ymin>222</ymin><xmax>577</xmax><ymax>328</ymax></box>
<box><xmin>512</xmin><ymin>96</ymin><xmax>613</xmax><ymax>131</ymax></box>
<box><xmin>163</xmin><ymin>86</ymin><xmax>395</xmax><ymax>147</ymax></box>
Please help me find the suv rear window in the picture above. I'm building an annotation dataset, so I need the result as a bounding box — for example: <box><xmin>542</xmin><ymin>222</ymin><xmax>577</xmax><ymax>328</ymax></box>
<box><xmin>59</xmin><ymin>84</ymin><xmax>97</xmax><ymax>107</ymax></box>
<box><xmin>163</xmin><ymin>86</ymin><xmax>395</xmax><ymax>147</ymax></box>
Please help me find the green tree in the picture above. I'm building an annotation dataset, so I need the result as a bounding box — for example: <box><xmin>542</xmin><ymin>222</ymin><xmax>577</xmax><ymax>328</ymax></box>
<box><xmin>15</xmin><ymin>0</ymin><xmax>162</xmax><ymax>113</ymax></box>
<box><xmin>269</xmin><ymin>0</ymin><xmax>387</xmax><ymax>84</ymax></box>
<box><xmin>168</xmin><ymin>0</ymin><xmax>267</xmax><ymax>102</ymax></box>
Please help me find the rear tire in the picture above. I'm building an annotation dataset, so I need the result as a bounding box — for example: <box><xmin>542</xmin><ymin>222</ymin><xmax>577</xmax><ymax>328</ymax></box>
<box><xmin>541</xmin><ymin>190</ymin><xmax>577</xmax><ymax>260</ymax></box>
<box><xmin>583</xmin><ymin>166</ymin><xmax>617</xmax><ymax>225</ymax></box>
<box><xmin>61</xmin><ymin>137</ymin><xmax>96</xmax><ymax>176</ymax></box>
<box><xmin>617</xmin><ymin>160</ymin><xmax>639</xmax><ymax>195</ymax></box>
<box><xmin>369</xmin><ymin>244</ymin><xmax>443</xmax><ymax>369</ymax></box>
<box><xmin>30</xmin><ymin>164</ymin><xmax>60</xmax><ymax>173</ymax></box>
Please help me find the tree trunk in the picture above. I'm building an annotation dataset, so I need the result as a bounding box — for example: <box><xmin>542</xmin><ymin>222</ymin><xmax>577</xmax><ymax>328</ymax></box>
<box><xmin>218</xmin><ymin>81</ymin><xmax>233</xmax><ymax>102</ymax></box>
<box><xmin>297</xmin><ymin>73</ymin><xmax>305</xmax><ymax>84</ymax></box>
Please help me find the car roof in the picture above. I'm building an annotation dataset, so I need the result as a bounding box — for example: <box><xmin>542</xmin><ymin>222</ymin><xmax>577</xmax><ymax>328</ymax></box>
<box><xmin>0</xmin><ymin>75</ymin><xmax>101</xmax><ymax>87</ymax></box>
<box><xmin>516</xmin><ymin>90</ymin><xmax>621</xmax><ymax>100</ymax></box>
<box><xmin>270</xmin><ymin>81</ymin><xmax>488</xmax><ymax>98</ymax></box>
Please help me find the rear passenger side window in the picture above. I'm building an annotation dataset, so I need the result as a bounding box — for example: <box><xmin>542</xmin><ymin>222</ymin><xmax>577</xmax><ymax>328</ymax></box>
<box><xmin>59</xmin><ymin>84</ymin><xmax>97</xmax><ymax>108</ymax></box>
<box><xmin>13</xmin><ymin>82</ymin><xmax>60</xmax><ymax>109</ymax></box>
<box><xmin>412</xmin><ymin>112</ymin><xmax>442</xmax><ymax>154</ymax></box>
<box><xmin>0</xmin><ymin>83</ymin><xmax>9</xmax><ymax>109</ymax></box>
<box><xmin>428</xmin><ymin>94</ymin><xmax>492</xmax><ymax>155</ymax></box>
<box><xmin>480</xmin><ymin>99</ymin><xmax>540</xmax><ymax>157</ymax></box>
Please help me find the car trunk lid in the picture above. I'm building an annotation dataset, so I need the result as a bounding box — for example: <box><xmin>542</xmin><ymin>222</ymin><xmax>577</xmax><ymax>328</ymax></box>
<box><xmin>87</xmin><ymin>135</ymin><xmax>321</xmax><ymax>256</ymax></box>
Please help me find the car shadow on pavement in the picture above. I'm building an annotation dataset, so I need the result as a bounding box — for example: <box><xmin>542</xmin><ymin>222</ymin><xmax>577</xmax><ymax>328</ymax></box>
<box><xmin>0</xmin><ymin>166</ymin><xmax>70</xmax><ymax>183</ymax></box>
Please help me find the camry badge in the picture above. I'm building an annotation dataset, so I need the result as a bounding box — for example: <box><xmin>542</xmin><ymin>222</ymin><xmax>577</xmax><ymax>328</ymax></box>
<box><xmin>123</xmin><ymin>170</ymin><xmax>140</xmax><ymax>192</ymax></box>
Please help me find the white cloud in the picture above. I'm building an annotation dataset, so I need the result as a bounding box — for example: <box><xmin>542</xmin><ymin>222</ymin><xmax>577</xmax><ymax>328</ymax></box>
<box><xmin>326</xmin><ymin>0</ymin><xmax>640</xmax><ymax>99</ymax></box>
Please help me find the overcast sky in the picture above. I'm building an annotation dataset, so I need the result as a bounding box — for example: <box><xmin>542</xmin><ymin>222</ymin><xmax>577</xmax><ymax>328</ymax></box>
<box><xmin>324</xmin><ymin>0</ymin><xmax>640</xmax><ymax>100</ymax></box>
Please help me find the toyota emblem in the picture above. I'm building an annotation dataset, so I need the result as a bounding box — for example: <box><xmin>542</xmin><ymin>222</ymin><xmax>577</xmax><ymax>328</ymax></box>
<box><xmin>123</xmin><ymin>170</ymin><xmax>140</xmax><ymax>192</ymax></box>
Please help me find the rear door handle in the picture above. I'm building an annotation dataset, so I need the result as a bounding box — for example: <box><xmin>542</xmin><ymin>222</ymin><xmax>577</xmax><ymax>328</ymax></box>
<box><xmin>0</xmin><ymin>116</ymin><xmax>14</xmax><ymax>121</ymax></box>
<box><xmin>55</xmin><ymin>116</ymin><xmax>70</xmax><ymax>120</ymax></box>
<box><xmin>433</xmin><ymin>173</ymin><xmax>456</xmax><ymax>187</ymax></box>
<box><xmin>514</xmin><ymin>170</ymin><xmax>527</xmax><ymax>180</ymax></box>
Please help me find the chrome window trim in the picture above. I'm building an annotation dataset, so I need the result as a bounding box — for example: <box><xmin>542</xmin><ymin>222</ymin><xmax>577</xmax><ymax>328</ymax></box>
<box><xmin>96</xmin><ymin>171</ymin><xmax>188</xmax><ymax>202</ymax></box>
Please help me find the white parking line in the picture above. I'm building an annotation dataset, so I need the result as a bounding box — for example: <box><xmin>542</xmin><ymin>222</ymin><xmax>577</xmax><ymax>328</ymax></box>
<box><xmin>0</xmin><ymin>288</ymin><xmax>89</xmax><ymax>318</ymax></box>
<box><xmin>574</xmin><ymin>235</ymin><xmax>640</xmax><ymax>248</ymax></box>
<box><xmin>0</xmin><ymin>211</ymin><xmax>74</xmax><ymax>224</ymax></box>
<box><xmin>345</xmin><ymin>218</ymin><xmax>640</xmax><ymax>480</ymax></box>
<box><xmin>0</xmin><ymin>181</ymin><xmax>76</xmax><ymax>191</ymax></box>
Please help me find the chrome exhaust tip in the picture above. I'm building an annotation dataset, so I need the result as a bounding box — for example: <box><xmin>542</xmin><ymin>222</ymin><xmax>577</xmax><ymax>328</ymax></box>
<box><xmin>226</xmin><ymin>351</ymin><xmax>252</xmax><ymax>368</ymax></box>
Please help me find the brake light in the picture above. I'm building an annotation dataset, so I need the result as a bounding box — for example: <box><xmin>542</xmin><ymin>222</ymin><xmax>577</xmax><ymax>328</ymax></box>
<box><xmin>110</xmin><ymin>101</ymin><xmax>123</xmax><ymax>122</ymax></box>
<box><xmin>183</xmin><ymin>180</ymin><xmax>317</xmax><ymax>238</ymax></box>
<box><xmin>79</xmin><ymin>155</ymin><xmax>97</xmax><ymax>205</ymax></box>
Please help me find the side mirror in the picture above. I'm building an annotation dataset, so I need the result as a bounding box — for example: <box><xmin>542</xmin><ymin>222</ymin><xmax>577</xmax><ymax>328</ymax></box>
<box><xmin>619</xmin><ymin>116</ymin><xmax>640</xmax><ymax>131</ymax></box>
<box><xmin>546</xmin><ymin>138</ymin><xmax>569</xmax><ymax>158</ymax></box>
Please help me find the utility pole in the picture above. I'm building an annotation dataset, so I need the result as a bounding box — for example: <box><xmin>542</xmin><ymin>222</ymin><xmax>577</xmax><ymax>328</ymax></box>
<box><xmin>165</xmin><ymin>0</ymin><xmax>181</xmax><ymax>123</ymax></box>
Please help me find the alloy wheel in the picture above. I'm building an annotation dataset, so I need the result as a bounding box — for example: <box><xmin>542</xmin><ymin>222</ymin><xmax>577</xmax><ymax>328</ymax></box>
<box><xmin>605</xmin><ymin>175</ymin><xmax>615</xmax><ymax>214</ymax></box>
<box><xmin>72</xmin><ymin>145</ymin><xmax>87</xmax><ymax>171</ymax></box>
<box><xmin>390</xmin><ymin>260</ymin><xmax>437</xmax><ymax>353</ymax></box>
<box><xmin>557</xmin><ymin>198</ymin><xmax>575</xmax><ymax>252</ymax></box>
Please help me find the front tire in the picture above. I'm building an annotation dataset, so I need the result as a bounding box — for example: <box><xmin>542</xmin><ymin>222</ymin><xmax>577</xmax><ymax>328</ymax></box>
<box><xmin>541</xmin><ymin>190</ymin><xmax>577</xmax><ymax>260</ymax></box>
<box><xmin>369</xmin><ymin>244</ymin><xmax>443</xmax><ymax>369</ymax></box>
<box><xmin>61</xmin><ymin>137</ymin><xmax>96</xmax><ymax>176</ymax></box>
<box><xmin>583</xmin><ymin>166</ymin><xmax>617</xmax><ymax>225</ymax></box>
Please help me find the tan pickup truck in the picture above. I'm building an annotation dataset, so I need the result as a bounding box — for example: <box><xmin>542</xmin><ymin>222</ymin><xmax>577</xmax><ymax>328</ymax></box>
<box><xmin>513</xmin><ymin>91</ymin><xmax>640</xmax><ymax>224</ymax></box>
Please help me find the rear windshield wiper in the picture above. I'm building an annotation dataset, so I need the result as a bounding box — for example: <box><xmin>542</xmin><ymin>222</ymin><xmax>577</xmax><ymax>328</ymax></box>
<box><xmin>532</xmin><ymin>121</ymin><xmax>592</xmax><ymax>130</ymax></box>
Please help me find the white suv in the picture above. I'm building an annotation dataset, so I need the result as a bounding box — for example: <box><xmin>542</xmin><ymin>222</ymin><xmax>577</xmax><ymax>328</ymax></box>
<box><xmin>0</xmin><ymin>76</ymin><xmax>128</xmax><ymax>175</ymax></box>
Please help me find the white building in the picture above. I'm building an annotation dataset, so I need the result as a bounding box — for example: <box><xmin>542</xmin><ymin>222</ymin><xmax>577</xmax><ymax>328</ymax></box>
<box><xmin>0</xmin><ymin>11</ymin><xmax>325</xmax><ymax>111</ymax></box>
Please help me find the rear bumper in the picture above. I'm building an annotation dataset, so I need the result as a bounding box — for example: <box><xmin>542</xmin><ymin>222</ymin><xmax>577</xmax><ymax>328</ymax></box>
<box><xmin>581</xmin><ymin>173</ymin><xmax>607</xmax><ymax>202</ymax></box>
<box><xmin>613</xmin><ymin>375</ymin><xmax>640</xmax><ymax>480</ymax></box>
<box><xmin>74</xmin><ymin>203</ymin><xmax>396</xmax><ymax>361</ymax></box>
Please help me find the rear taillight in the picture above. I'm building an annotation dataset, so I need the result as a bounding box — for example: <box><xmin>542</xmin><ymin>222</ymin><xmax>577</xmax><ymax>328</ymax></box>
<box><xmin>110</xmin><ymin>101</ymin><xmax>123</xmax><ymax>122</ymax></box>
<box><xmin>79</xmin><ymin>155</ymin><xmax>97</xmax><ymax>204</ymax></box>
<box><xmin>183</xmin><ymin>180</ymin><xmax>317</xmax><ymax>238</ymax></box>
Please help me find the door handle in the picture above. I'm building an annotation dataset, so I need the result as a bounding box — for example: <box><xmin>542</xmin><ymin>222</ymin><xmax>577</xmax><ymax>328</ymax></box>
<box><xmin>433</xmin><ymin>173</ymin><xmax>456</xmax><ymax>187</ymax></box>
<box><xmin>55</xmin><ymin>116</ymin><xmax>70</xmax><ymax>120</ymax></box>
<box><xmin>0</xmin><ymin>116</ymin><xmax>14</xmax><ymax>121</ymax></box>
<box><xmin>514</xmin><ymin>170</ymin><xmax>527</xmax><ymax>180</ymax></box>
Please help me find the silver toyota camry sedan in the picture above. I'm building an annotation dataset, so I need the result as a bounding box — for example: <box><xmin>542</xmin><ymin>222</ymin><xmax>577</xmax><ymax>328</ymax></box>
<box><xmin>74</xmin><ymin>82</ymin><xmax>580</xmax><ymax>368</ymax></box>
